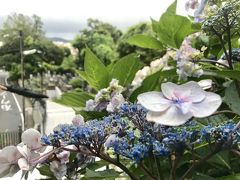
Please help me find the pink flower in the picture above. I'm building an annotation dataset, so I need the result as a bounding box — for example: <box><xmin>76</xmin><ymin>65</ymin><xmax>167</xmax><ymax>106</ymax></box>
<box><xmin>138</xmin><ymin>81</ymin><xmax>222</xmax><ymax>126</ymax></box>
<box><xmin>21</xmin><ymin>128</ymin><xmax>42</xmax><ymax>150</ymax></box>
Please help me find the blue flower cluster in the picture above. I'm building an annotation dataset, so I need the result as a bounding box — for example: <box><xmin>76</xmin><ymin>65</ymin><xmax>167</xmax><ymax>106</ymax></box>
<box><xmin>200</xmin><ymin>122</ymin><xmax>240</xmax><ymax>146</ymax></box>
<box><xmin>42</xmin><ymin>103</ymin><xmax>240</xmax><ymax>163</ymax></box>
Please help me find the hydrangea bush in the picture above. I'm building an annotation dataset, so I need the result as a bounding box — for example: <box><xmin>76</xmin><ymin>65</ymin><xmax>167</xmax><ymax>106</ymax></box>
<box><xmin>1</xmin><ymin>0</ymin><xmax>240</xmax><ymax>179</ymax></box>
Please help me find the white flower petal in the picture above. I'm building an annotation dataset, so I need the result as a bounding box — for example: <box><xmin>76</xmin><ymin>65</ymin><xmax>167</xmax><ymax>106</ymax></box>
<box><xmin>104</xmin><ymin>134</ymin><xmax>117</xmax><ymax>148</ymax></box>
<box><xmin>180</xmin><ymin>102</ymin><xmax>192</xmax><ymax>114</ymax></box>
<box><xmin>180</xmin><ymin>81</ymin><xmax>205</xmax><ymax>102</ymax></box>
<box><xmin>0</xmin><ymin>162</ymin><xmax>11</xmax><ymax>177</ymax></box>
<box><xmin>17</xmin><ymin>145</ymin><xmax>30</xmax><ymax>159</ymax></box>
<box><xmin>137</xmin><ymin>91</ymin><xmax>171</xmax><ymax>112</ymax></box>
<box><xmin>161</xmin><ymin>81</ymin><xmax>204</xmax><ymax>102</ymax></box>
<box><xmin>21</xmin><ymin>128</ymin><xmax>42</xmax><ymax>150</ymax></box>
<box><xmin>190</xmin><ymin>92</ymin><xmax>222</xmax><ymax>118</ymax></box>
<box><xmin>72</xmin><ymin>115</ymin><xmax>85</xmax><ymax>126</ymax></box>
<box><xmin>198</xmin><ymin>79</ymin><xmax>212</xmax><ymax>90</ymax></box>
<box><xmin>161</xmin><ymin>82</ymin><xmax>178</xmax><ymax>99</ymax></box>
<box><xmin>0</xmin><ymin>146</ymin><xmax>21</xmax><ymax>163</ymax></box>
<box><xmin>17</xmin><ymin>158</ymin><xmax>29</xmax><ymax>171</ymax></box>
<box><xmin>146</xmin><ymin>105</ymin><xmax>192</xmax><ymax>126</ymax></box>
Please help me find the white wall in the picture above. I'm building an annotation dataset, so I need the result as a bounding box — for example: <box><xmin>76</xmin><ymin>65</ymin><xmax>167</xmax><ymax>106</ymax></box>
<box><xmin>44</xmin><ymin>100</ymin><xmax>75</xmax><ymax>135</ymax></box>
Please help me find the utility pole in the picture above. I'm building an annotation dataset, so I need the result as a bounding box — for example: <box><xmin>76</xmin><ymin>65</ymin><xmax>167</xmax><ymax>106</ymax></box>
<box><xmin>19</xmin><ymin>30</ymin><xmax>25</xmax><ymax>130</ymax></box>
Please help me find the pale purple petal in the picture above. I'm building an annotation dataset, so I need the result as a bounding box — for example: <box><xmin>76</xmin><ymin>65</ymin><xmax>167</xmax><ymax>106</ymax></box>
<box><xmin>137</xmin><ymin>91</ymin><xmax>171</xmax><ymax>112</ymax></box>
<box><xmin>146</xmin><ymin>105</ymin><xmax>193</xmax><ymax>126</ymax></box>
<box><xmin>57</xmin><ymin>151</ymin><xmax>70</xmax><ymax>164</ymax></box>
<box><xmin>190</xmin><ymin>92</ymin><xmax>222</xmax><ymax>118</ymax></box>
<box><xmin>18</xmin><ymin>158</ymin><xmax>29</xmax><ymax>171</ymax></box>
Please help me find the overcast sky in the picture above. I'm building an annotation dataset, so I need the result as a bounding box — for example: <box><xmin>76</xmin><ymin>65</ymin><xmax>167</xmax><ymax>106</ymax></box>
<box><xmin>0</xmin><ymin>0</ymin><xmax>190</xmax><ymax>40</ymax></box>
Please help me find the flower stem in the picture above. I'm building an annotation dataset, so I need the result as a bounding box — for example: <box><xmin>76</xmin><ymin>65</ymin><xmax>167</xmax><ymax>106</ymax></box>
<box><xmin>231</xmin><ymin>149</ymin><xmax>240</xmax><ymax>157</ymax></box>
<box><xmin>99</xmin><ymin>153</ymin><xmax>139</xmax><ymax>180</ymax></box>
<box><xmin>140</xmin><ymin>161</ymin><xmax>157</xmax><ymax>180</ymax></box>
<box><xmin>154</xmin><ymin>155</ymin><xmax>164</xmax><ymax>180</ymax></box>
<box><xmin>180</xmin><ymin>146</ymin><xmax>221</xmax><ymax>180</ymax></box>
<box><xmin>191</xmin><ymin>59</ymin><xmax>230</xmax><ymax>69</ymax></box>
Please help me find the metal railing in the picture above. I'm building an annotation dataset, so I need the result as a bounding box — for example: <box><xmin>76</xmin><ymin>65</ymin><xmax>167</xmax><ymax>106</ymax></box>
<box><xmin>0</xmin><ymin>126</ymin><xmax>22</xmax><ymax>149</ymax></box>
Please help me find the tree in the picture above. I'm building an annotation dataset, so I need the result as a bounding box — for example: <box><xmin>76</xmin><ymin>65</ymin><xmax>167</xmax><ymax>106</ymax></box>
<box><xmin>72</xmin><ymin>18</ymin><xmax>122</xmax><ymax>68</ymax></box>
<box><xmin>0</xmin><ymin>13</ymin><xmax>65</xmax><ymax>81</ymax></box>
<box><xmin>117</xmin><ymin>22</ymin><xmax>164</xmax><ymax>64</ymax></box>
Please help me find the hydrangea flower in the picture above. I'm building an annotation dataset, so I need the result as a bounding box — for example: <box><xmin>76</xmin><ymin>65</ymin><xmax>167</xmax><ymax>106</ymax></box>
<box><xmin>0</xmin><ymin>146</ymin><xmax>21</xmax><ymax>177</ymax></box>
<box><xmin>21</xmin><ymin>128</ymin><xmax>42</xmax><ymax>150</ymax></box>
<box><xmin>72</xmin><ymin>115</ymin><xmax>85</xmax><ymax>126</ymax></box>
<box><xmin>50</xmin><ymin>160</ymin><xmax>67</xmax><ymax>180</ymax></box>
<box><xmin>131</xmin><ymin>50</ymin><xmax>174</xmax><ymax>89</ymax></box>
<box><xmin>85</xmin><ymin>79</ymin><xmax>126</xmax><ymax>112</ymax></box>
<box><xmin>138</xmin><ymin>81</ymin><xmax>222</xmax><ymax>126</ymax></box>
<box><xmin>176</xmin><ymin>35</ymin><xmax>205</xmax><ymax>80</ymax></box>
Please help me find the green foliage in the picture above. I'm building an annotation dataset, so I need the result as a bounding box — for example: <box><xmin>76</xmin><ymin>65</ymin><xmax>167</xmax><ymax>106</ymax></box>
<box><xmin>87</xmin><ymin>160</ymin><xmax>110</xmax><ymax>171</ymax></box>
<box><xmin>55</xmin><ymin>91</ymin><xmax>94</xmax><ymax>110</ymax></box>
<box><xmin>69</xmin><ymin>77</ymin><xmax>84</xmax><ymax>89</ymax></box>
<box><xmin>72</xmin><ymin>19</ymin><xmax>121</xmax><ymax>67</ymax></box>
<box><xmin>153</xmin><ymin>1</ymin><xmax>200</xmax><ymax>48</ymax></box>
<box><xmin>117</xmin><ymin>22</ymin><xmax>164</xmax><ymax>64</ymax></box>
<box><xmin>216</xmin><ymin>174</ymin><xmax>240</xmax><ymax>180</ymax></box>
<box><xmin>83</xmin><ymin>168</ymin><xmax>120</xmax><ymax>179</ymax></box>
<box><xmin>110</xmin><ymin>54</ymin><xmax>143</xmax><ymax>86</ymax></box>
<box><xmin>126</xmin><ymin>34</ymin><xmax>163</xmax><ymax>50</ymax></box>
<box><xmin>80</xmin><ymin>48</ymin><xmax>110</xmax><ymax>90</ymax></box>
<box><xmin>129</xmin><ymin>69</ymin><xmax>177</xmax><ymax>102</ymax></box>
<box><xmin>0</xmin><ymin>13</ymin><xmax>66</xmax><ymax>80</ymax></box>
<box><xmin>205</xmin><ymin>70</ymin><xmax>240</xmax><ymax>80</ymax></box>
<box><xmin>58</xmin><ymin>55</ymin><xmax>76</xmax><ymax>74</ymax></box>
<box><xmin>37</xmin><ymin>165</ymin><xmax>56</xmax><ymax>179</ymax></box>
<box><xmin>224</xmin><ymin>81</ymin><xmax>240</xmax><ymax>115</ymax></box>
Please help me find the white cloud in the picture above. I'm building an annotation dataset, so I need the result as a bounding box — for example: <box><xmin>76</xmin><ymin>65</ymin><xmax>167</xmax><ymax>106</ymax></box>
<box><xmin>0</xmin><ymin>0</ymin><xmax>174</xmax><ymax>21</ymax></box>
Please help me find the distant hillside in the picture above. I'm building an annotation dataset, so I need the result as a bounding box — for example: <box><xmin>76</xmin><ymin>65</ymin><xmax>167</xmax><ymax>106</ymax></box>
<box><xmin>47</xmin><ymin>37</ymin><xmax>69</xmax><ymax>43</ymax></box>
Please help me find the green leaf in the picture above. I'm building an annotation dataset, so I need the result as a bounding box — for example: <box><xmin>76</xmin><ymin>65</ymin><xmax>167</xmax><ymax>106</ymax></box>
<box><xmin>192</xmin><ymin>172</ymin><xmax>215</xmax><ymax>180</ymax></box>
<box><xmin>37</xmin><ymin>165</ymin><xmax>56</xmax><ymax>179</ymax></box>
<box><xmin>195</xmin><ymin>114</ymin><xmax>228</xmax><ymax>126</ymax></box>
<box><xmin>129</xmin><ymin>69</ymin><xmax>177</xmax><ymax>102</ymax></box>
<box><xmin>151</xmin><ymin>18</ymin><xmax>159</xmax><ymax>34</ymax></box>
<box><xmin>84</xmin><ymin>48</ymin><xmax>110</xmax><ymax>90</ymax></box>
<box><xmin>209</xmin><ymin>151</ymin><xmax>231</xmax><ymax>170</ymax></box>
<box><xmin>84</xmin><ymin>168</ymin><xmax>120</xmax><ymax>179</ymax></box>
<box><xmin>78</xmin><ymin>71</ymin><xmax>90</xmax><ymax>81</ymax></box>
<box><xmin>217</xmin><ymin>174</ymin><xmax>240</xmax><ymax>180</ymax></box>
<box><xmin>55</xmin><ymin>91</ymin><xmax>94</xmax><ymax>109</ymax></box>
<box><xmin>126</xmin><ymin>34</ymin><xmax>163</xmax><ymax>50</ymax></box>
<box><xmin>234</xmin><ymin>63</ymin><xmax>240</xmax><ymax>71</ymax></box>
<box><xmin>87</xmin><ymin>160</ymin><xmax>110</xmax><ymax>171</ymax></box>
<box><xmin>205</xmin><ymin>70</ymin><xmax>240</xmax><ymax>80</ymax></box>
<box><xmin>110</xmin><ymin>54</ymin><xmax>143</xmax><ymax>86</ymax></box>
<box><xmin>224</xmin><ymin>81</ymin><xmax>240</xmax><ymax>115</ymax></box>
<box><xmin>77</xmin><ymin>110</ymin><xmax>108</xmax><ymax>121</ymax></box>
<box><xmin>157</xmin><ymin>12</ymin><xmax>195</xmax><ymax>48</ymax></box>
<box><xmin>166</xmin><ymin>0</ymin><xmax>177</xmax><ymax>14</ymax></box>
<box><xmin>129</xmin><ymin>71</ymin><xmax>160</xmax><ymax>102</ymax></box>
